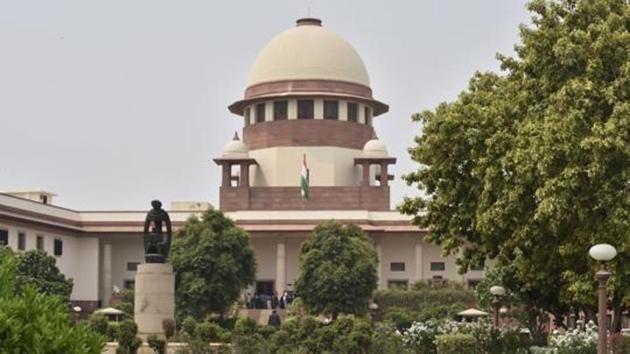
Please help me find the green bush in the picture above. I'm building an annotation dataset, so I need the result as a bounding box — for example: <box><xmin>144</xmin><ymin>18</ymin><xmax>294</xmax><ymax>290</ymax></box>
<box><xmin>107</xmin><ymin>322</ymin><xmax>120</xmax><ymax>342</ymax></box>
<box><xmin>88</xmin><ymin>313</ymin><xmax>109</xmax><ymax>336</ymax></box>
<box><xmin>0</xmin><ymin>246</ymin><xmax>105</xmax><ymax>354</ymax></box>
<box><xmin>257</xmin><ymin>325</ymin><xmax>278</xmax><ymax>338</ymax></box>
<box><xmin>234</xmin><ymin>316</ymin><xmax>257</xmax><ymax>335</ymax></box>
<box><xmin>115</xmin><ymin>320</ymin><xmax>142</xmax><ymax>354</ymax></box>
<box><xmin>383</xmin><ymin>306</ymin><xmax>414</xmax><ymax>330</ymax></box>
<box><xmin>181</xmin><ymin>316</ymin><xmax>198</xmax><ymax>336</ymax></box>
<box><xmin>374</xmin><ymin>287</ymin><xmax>476</xmax><ymax>323</ymax></box>
<box><xmin>147</xmin><ymin>335</ymin><xmax>166</xmax><ymax>354</ymax></box>
<box><xmin>435</xmin><ymin>334</ymin><xmax>477</xmax><ymax>354</ymax></box>
<box><xmin>232</xmin><ymin>333</ymin><xmax>268</xmax><ymax>354</ymax></box>
<box><xmin>195</xmin><ymin>321</ymin><xmax>223</xmax><ymax>342</ymax></box>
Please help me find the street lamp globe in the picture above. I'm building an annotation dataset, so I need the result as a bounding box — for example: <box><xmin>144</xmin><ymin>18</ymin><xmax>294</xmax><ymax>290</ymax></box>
<box><xmin>490</xmin><ymin>285</ymin><xmax>506</xmax><ymax>296</ymax></box>
<box><xmin>589</xmin><ymin>244</ymin><xmax>617</xmax><ymax>261</ymax></box>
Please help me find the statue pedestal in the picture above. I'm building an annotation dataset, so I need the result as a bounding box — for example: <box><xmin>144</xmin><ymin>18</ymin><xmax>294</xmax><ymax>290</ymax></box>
<box><xmin>134</xmin><ymin>263</ymin><xmax>175</xmax><ymax>338</ymax></box>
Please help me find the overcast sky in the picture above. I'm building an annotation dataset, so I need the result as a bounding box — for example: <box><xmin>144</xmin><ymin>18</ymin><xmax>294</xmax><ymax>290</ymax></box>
<box><xmin>0</xmin><ymin>0</ymin><xmax>531</xmax><ymax>210</ymax></box>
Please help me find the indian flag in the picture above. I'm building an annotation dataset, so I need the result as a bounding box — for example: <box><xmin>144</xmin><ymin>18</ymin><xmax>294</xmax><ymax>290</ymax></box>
<box><xmin>301</xmin><ymin>154</ymin><xmax>310</xmax><ymax>199</ymax></box>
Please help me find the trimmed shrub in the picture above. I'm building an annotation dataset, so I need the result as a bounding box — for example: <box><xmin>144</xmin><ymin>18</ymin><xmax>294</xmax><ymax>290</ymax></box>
<box><xmin>232</xmin><ymin>333</ymin><xmax>268</xmax><ymax>354</ymax></box>
<box><xmin>107</xmin><ymin>322</ymin><xmax>120</xmax><ymax>342</ymax></box>
<box><xmin>181</xmin><ymin>316</ymin><xmax>198</xmax><ymax>337</ymax></box>
<box><xmin>195</xmin><ymin>321</ymin><xmax>223</xmax><ymax>342</ymax></box>
<box><xmin>147</xmin><ymin>335</ymin><xmax>166</xmax><ymax>354</ymax></box>
<box><xmin>115</xmin><ymin>320</ymin><xmax>142</xmax><ymax>354</ymax></box>
<box><xmin>88</xmin><ymin>313</ymin><xmax>109</xmax><ymax>336</ymax></box>
<box><xmin>257</xmin><ymin>325</ymin><xmax>278</xmax><ymax>338</ymax></box>
<box><xmin>435</xmin><ymin>333</ymin><xmax>477</xmax><ymax>354</ymax></box>
<box><xmin>234</xmin><ymin>317</ymin><xmax>257</xmax><ymax>335</ymax></box>
<box><xmin>162</xmin><ymin>318</ymin><xmax>175</xmax><ymax>339</ymax></box>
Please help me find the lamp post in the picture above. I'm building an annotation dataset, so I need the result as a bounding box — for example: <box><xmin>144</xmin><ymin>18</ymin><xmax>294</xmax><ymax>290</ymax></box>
<box><xmin>490</xmin><ymin>285</ymin><xmax>505</xmax><ymax>328</ymax></box>
<box><xmin>588</xmin><ymin>243</ymin><xmax>617</xmax><ymax>354</ymax></box>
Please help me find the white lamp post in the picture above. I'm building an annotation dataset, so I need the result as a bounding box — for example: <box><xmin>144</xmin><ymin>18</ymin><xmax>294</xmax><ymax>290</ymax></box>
<box><xmin>490</xmin><ymin>285</ymin><xmax>506</xmax><ymax>328</ymax></box>
<box><xmin>589</xmin><ymin>243</ymin><xmax>617</xmax><ymax>354</ymax></box>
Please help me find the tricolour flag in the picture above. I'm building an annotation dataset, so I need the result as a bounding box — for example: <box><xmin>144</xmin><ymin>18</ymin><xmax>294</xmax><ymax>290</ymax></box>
<box><xmin>301</xmin><ymin>154</ymin><xmax>310</xmax><ymax>199</ymax></box>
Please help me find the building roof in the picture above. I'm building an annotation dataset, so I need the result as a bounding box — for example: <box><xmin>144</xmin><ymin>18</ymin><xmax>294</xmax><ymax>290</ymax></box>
<box><xmin>248</xmin><ymin>18</ymin><xmax>370</xmax><ymax>87</ymax></box>
<box><xmin>0</xmin><ymin>193</ymin><xmax>424</xmax><ymax>234</ymax></box>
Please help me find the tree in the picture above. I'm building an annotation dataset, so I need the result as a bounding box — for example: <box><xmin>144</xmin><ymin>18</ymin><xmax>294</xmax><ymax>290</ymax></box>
<box><xmin>401</xmin><ymin>0</ymin><xmax>629</xmax><ymax>331</ymax></box>
<box><xmin>170</xmin><ymin>209</ymin><xmax>256</xmax><ymax>320</ymax></box>
<box><xmin>0</xmin><ymin>246</ymin><xmax>105</xmax><ymax>353</ymax></box>
<box><xmin>15</xmin><ymin>249</ymin><xmax>73</xmax><ymax>301</ymax></box>
<box><xmin>294</xmin><ymin>222</ymin><xmax>378</xmax><ymax>320</ymax></box>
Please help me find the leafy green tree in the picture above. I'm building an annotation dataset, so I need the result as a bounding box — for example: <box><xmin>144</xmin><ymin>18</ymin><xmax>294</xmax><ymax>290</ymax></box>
<box><xmin>15</xmin><ymin>249</ymin><xmax>73</xmax><ymax>301</ymax></box>
<box><xmin>170</xmin><ymin>209</ymin><xmax>256</xmax><ymax>320</ymax></box>
<box><xmin>294</xmin><ymin>222</ymin><xmax>378</xmax><ymax>320</ymax></box>
<box><xmin>400</xmin><ymin>0</ymin><xmax>629</xmax><ymax>331</ymax></box>
<box><xmin>0</xmin><ymin>246</ymin><xmax>105</xmax><ymax>353</ymax></box>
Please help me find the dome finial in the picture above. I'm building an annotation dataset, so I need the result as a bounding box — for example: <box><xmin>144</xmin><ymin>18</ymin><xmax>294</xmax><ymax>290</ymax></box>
<box><xmin>233</xmin><ymin>131</ymin><xmax>240</xmax><ymax>141</ymax></box>
<box><xmin>296</xmin><ymin>18</ymin><xmax>322</xmax><ymax>27</ymax></box>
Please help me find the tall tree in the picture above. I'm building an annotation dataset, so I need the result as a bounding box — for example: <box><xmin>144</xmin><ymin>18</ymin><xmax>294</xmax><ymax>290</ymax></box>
<box><xmin>294</xmin><ymin>222</ymin><xmax>378</xmax><ymax>320</ymax></box>
<box><xmin>0</xmin><ymin>246</ymin><xmax>105</xmax><ymax>353</ymax></box>
<box><xmin>401</xmin><ymin>0</ymin><xmax>629</xmax><ymax>331</ymax></box>
<box><xmin>170</xmin><ymin>209</ymin><xmax>256</xmax><ymax>320</ymax></box>
<box><xmin>15</xmin><ymin>249</ymin><xmax>73</xmax><ymax>301</ymax></box>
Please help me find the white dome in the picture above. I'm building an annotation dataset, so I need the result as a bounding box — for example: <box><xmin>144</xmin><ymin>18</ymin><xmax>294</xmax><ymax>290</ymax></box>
<box><xmin>222</xmin><ymin>134</ymin><xmax>249</xmax><ymax>158</ymax></box>
<box><xmin>363</xmin><ymin>138</ymin><xmax>388</xmax><ymax>157</ymax></box>
<box><xmin>248</xmin><ymin>19</ymin><xmax>370</xmax><ymax>87</ymax></box>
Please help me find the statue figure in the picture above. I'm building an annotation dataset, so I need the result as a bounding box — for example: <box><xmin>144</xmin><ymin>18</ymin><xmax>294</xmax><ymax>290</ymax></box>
<box><xmin>143</xmin><ymin>200</ymin><xmax>172</xmax><ymax>263</ymax></box>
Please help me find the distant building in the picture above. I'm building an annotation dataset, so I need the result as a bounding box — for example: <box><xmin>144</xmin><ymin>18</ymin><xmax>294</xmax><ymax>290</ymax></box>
<box><xmin>0</xmin><ymin>18</ymin><xmax>483</xmax><ymax>313</ymax></box>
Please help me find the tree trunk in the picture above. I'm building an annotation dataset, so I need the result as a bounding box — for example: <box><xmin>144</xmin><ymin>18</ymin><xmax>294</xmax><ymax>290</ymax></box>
<box><xmin>611</xmin><ymin>301</ymin><xmax>622</xmax><ymax>333</ymax></box>
<box><xmin>331</xmin><ymin>311</ymin><xmax>338</xmax><ymax>321</ymax></box>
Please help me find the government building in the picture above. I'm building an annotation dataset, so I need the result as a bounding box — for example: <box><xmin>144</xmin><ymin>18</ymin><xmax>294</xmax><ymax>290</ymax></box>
<box><xmin>0</xmin><ymin>18</ymin><xmax>484</xmax><ymax>314</ymax></box>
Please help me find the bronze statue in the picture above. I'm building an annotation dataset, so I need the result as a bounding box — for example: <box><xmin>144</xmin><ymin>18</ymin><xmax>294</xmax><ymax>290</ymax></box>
<box><xmin>143</xmin><ymin>200</ymin><xmax>172</xmax><ymax>263</ymax></box>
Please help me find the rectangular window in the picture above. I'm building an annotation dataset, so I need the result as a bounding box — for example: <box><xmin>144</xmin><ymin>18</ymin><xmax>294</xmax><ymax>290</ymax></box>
<box><xmin>387</xmin><ymin>280</ymin><xmax>408</xmax><ymax>289</ymax></box>
<box><xmin>364</xmin><ymin>106</ymin><xmax>371</xmax><ymax>125</ymax></box>
<box><xmin>347</xmin><ymin>102</ymin><xmax>358</xmax><ymax>122</ymax></box>
<box><xmin>54</xmin><ymin>239</ymin><xmax>63</xmax><ymax>256</ymax></box>
<box><xmin>127</xmin><ymin>262</ymin><xmax>140</xmax><ymax>271</ymax></box>
<box><xmin>297</xmin><ymin>100</ymin><xmax>314</xmax><ymax>119</ymax></box>
<box><xmin>390</xmin><ymin>262</ymin><xmax>405</xmax><ymax>272</ymax></box>
<box><xmin>323</xmin><ymin>100</ymin><xmax>338</xmax><ymax>120</ymax></box>
<box><xmin>18</xmin><ymin>232</ymin><xmax>26</xmax><ymax>250</ymax></box>
<box><xmin>124</xmin><ymin>280</ymin><xmax>135</xmax><ymax>290</ymax></box>
<box><xmin>244</xmin><ymin>107</ymin><xmax>251</xmax><ymax>126</ymax></box>
<box><xmin>430</xmin><ymin>262</ymin><xmax>445</xmax><ymax>271</ymax></box>
<box><xmin>0</xmin><ymin>229</ymin><xmax>8</xmax><ymax>246</ymax></box>
<box><xmin>273</xmin><ymin>101</ymin><xmax>288</xmax><ymax>120</ymax></box>
<box><xmin>36</xmin><ymin>235</ymin><xmax>44</xmax><ymax>251</ymax></box>
<box><xmin>256</xmin><ymin>103</ymin><xmax>266</xmax><ymax>123</ymax></box>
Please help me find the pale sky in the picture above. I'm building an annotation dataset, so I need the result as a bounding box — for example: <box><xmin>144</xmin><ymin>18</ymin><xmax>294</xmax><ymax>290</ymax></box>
<box><xmin>0</xmin><ymin>0</ymin><xmax>530</xmax><ymax>210</ymax></box>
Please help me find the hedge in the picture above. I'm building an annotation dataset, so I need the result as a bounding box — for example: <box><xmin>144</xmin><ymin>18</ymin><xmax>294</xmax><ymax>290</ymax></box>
<box><xmin>435</xmin><ymin>334</ymin><xmax>477</xmax><ymax>354</ymax></box>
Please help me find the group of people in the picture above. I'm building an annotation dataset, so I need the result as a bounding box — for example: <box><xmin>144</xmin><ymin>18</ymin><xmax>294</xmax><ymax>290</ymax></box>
<box><xmin>244</xmin><ymin>291</ymin><xmax>294</xmax><ymax>310</ymax></box>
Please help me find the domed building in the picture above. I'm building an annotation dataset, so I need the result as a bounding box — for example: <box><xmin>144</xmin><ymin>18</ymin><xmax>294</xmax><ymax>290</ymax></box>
<box><xmin>0</xmin><ymin>18</ymin><xmax>483</xmax><ymax>320</ymax></box>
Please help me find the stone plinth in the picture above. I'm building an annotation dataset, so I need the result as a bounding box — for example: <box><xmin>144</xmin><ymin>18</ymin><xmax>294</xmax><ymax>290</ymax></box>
<box><xmin>134</xmin><ymin>263</ymin><xmax>175</xmax><ymax>338</ymax></box>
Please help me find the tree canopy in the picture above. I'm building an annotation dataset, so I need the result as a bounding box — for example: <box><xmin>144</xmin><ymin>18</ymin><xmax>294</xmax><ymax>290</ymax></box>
<box><xmin>400</xmin><ymin>0</ymin><xmax>629</xmax><ymax>329</ymax></box>
<box><xmin>15</xmin><ymin>249</ymin><xmax>73</xmax><ymax>301</ymax></box>
<box><xmin>294</xmin><ymin>222</ymin><xmax>378</xmax><ymax>320</ymax></box>
<box><xmin>170</xmin><ymin>209</ymin><xmax>256</xmax><ymax>320</ymax></box>
<box><xmin>0</xmin><ymin>246</ymin><xmax>105</xmax><ymax>353</ymax></box>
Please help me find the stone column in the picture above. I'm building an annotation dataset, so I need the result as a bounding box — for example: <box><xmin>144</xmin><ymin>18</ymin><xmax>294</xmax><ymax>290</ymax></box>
<box><xmin>379</xmin><ymin>162</ymin><xmax>389</xmax><ymax>187</ymax></box>
<box><xmin>375</xmin><ymin>242</ymin><xmax>385</xmax><ymax>289</ymax></box>
<box><xmin>240</xmin><ymin>161</ymin><xmax>250</xmax><ymax>187</ymax></box>
<box><xmin>221</xmin><ymin>163</ymin><xmax>231</xmax><ymax>187</ymax></box>
<box><xmin>275</xmin><ymin>239</ymin><xmax>286</xmax><ymax>294</ymax></box>
<box><xmin>362</xmin><ymin>162</ymin><xmax>371</xmax><ymax>187</ymax></box>
<box><xmin>134</xmin><ymin>263</ymin><xmax>175</xmax><ymax>338</ymax></box>
<box><xmin>414</xmin><ymin>242</ymin><xmax>424</xmax><ymax>284</ymax></box>
<box><xmin>102</xmin><ymin>239</ymin><xmax>112</xmax><ymax>307</ymax></box>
